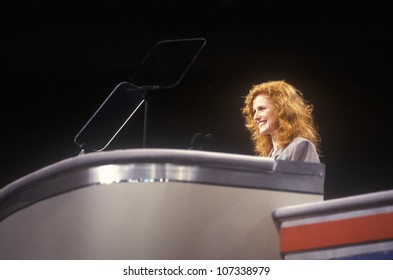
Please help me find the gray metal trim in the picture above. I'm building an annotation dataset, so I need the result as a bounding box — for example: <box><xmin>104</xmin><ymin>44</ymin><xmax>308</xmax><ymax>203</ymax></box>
<box><xmin>273</xmin><ymin>189</ymin><xmax>393</xmax><ymax>222</ymax></box>
<box><xmin>0</xmin><ymin>149</ymin><xmax>325</xmax><ymax>221</ymax></box>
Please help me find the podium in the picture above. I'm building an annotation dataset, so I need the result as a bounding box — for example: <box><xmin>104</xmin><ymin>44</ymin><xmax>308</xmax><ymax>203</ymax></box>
<box><xmin>0</xmin><ymin>149</ymin><xmax>325</xmax><ymax>259</ymax></box>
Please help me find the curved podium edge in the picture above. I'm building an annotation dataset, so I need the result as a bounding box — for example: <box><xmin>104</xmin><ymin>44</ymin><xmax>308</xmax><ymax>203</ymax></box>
<box><xmin>0</xmin><ymin>148</ymin><xmax>325</xmax><ymax>221</ymax></box>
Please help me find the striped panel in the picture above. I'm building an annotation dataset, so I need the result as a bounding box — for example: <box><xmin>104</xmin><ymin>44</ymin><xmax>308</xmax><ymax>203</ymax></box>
<box><xmin>280</xmin><ymin>212</ymin><xmax>393</xmax><ymax>253</ymax></box>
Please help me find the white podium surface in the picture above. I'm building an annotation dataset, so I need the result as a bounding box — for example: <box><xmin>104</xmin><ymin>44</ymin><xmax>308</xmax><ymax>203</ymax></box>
<box><xmin>0</xmin><ymin>149</ymin><xmax>325</xmax><ymax>259</ymax></box>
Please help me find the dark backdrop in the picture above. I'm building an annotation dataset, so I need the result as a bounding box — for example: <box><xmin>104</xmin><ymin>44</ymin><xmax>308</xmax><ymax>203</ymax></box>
<box><xmin>1</xmin><ymin>1</ymin><xmax>392</xmax><ymax>199</ymax></box>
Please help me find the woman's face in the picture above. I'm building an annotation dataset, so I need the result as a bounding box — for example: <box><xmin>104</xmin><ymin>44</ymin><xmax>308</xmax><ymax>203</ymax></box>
<box><xmin>252</xmin><ymin>94</ymin><xmax>279</xmax><ymax>136</ymax></box>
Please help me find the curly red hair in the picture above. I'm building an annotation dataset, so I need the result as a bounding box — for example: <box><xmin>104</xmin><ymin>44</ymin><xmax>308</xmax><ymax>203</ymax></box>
<box><xmin>242</xmin><ymin>80</ymin><xmax>321</xmax><ymax>157</ymax></box>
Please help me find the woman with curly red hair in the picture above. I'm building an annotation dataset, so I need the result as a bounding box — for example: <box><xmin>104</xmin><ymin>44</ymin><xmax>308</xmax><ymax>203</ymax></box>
<box><xmin>242</xmin><ymin>80</ymin><xmax>321</xmax><ymax>162</ymax></box>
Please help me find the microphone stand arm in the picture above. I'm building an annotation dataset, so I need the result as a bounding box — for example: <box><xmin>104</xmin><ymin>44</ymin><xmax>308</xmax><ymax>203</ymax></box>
<box><xmin>142</xmin><ymin>92</ymin><xmax>149</xmax><ymax>148</ymax></box>
<box><xmin>141</xmin><ymin>86</ymin><xmax>158</xmax><ymax>148</ymax></box>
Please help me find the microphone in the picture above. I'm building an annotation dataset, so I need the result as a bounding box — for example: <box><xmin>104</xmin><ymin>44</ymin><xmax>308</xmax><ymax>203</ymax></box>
<box><xmin>202</xmin><ymin>133</ymin><xmax>214</xmax><ymax>150</ymax></box>
<box><xmin>188</xmin><ymin>132</ymin><xmax>204</xmax><ymax>150</ymax></box>
<box><xmin>188</xmin><ymin>132</ymin><xmax>214</xmax><ymax>150</ymax></box>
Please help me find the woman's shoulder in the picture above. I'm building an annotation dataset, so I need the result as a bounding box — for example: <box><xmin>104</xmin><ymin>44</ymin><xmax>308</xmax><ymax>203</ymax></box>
<box><xmin>280</xmin><ymin>137</ymin><xmax>320</xmax><ymax>163</ymax></box>
<box><xmin>290</xmin><ymin>137</ymin><xmax>313</xmax><ymax>146</ymax></box>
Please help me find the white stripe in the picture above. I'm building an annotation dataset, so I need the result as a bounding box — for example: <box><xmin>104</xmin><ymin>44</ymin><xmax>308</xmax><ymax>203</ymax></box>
<box><xmin>281</xmin><ymin>205</ymin><xmax>393</xmax><ymax>228</ymax></box>
<box><xmin>284</xmin><ymin>240</ymin><xmax>393</xmax><ymax>260</ymax></box>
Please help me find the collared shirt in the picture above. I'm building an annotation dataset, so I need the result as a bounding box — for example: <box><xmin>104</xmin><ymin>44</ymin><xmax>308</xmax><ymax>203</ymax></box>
<box><xmin>269</xmin><ymin>137</ymin><xmax>320</xmax><ymax>163</ymax></box>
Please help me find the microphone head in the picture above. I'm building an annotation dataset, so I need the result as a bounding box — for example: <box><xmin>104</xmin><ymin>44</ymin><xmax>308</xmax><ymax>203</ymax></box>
<box><xmin>189</xmin><ymin>132</ymin><xmax>204</xmax><ymax>150</ymax></box>
<box><xmin>202</xmin><ymin>133</ymin><xmax>215</xmax><ymax>150</ymax></box>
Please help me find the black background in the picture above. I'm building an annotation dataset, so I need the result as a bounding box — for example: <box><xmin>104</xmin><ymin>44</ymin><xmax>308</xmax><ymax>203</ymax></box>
<box><xmin>1</xmin><ymin>1</ymin><xmax>392</xmax><ymax>199</ymax></box>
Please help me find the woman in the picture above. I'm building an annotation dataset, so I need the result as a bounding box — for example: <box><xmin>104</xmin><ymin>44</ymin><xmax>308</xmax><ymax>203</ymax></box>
<box><xmin>242</xmin><ymin>80</ymin><xmax>321</xmax><ymax>163</ymax></box>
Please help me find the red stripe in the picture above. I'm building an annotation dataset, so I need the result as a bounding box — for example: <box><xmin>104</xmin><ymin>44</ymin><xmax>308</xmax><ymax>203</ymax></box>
<box><xmin>280</xmin><ymin>212</ymin><xmax>393</xmax><ymax>253</ymax></box>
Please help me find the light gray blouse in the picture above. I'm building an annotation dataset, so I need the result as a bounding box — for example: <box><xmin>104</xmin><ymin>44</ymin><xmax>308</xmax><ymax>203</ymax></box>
<box><xmin>269</xmin><ymin>137</ymin><xmax>320</xmax><ymax>163</ymax></box>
